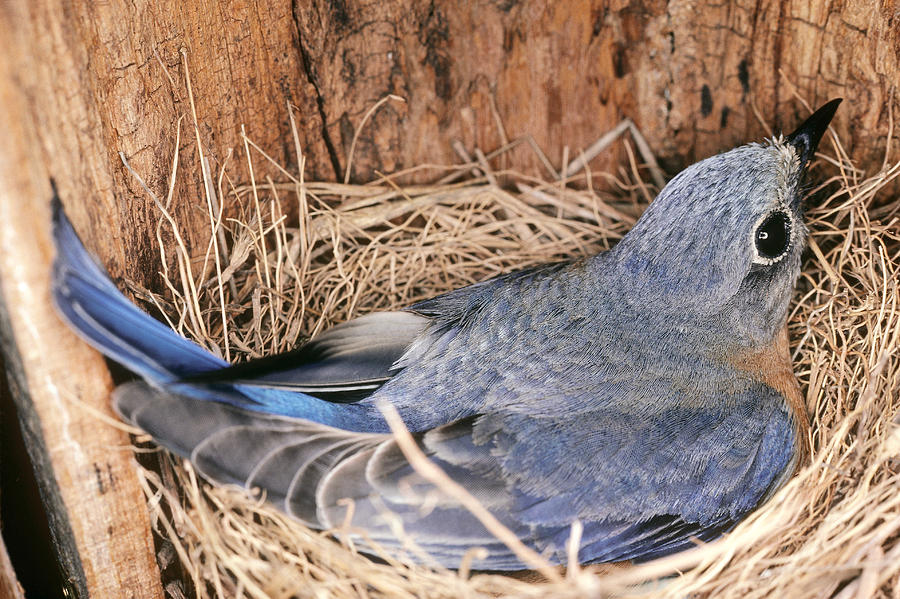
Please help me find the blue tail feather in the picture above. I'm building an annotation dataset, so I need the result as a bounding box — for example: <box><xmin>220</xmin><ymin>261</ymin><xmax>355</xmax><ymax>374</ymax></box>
<box><xmin>50</xmin><ymin>197</ymin><xmax>388</xmax><ymax>432</ymax></box>
<box><xmin>51</xmin><ymin>198</ymin><xmax>229</xmax><ymax>382</ymax></box>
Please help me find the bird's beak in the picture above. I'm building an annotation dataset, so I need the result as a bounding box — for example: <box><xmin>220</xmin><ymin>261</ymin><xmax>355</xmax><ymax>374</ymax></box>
<box><xmin>785</xmin><ymin>98</ymin><xmax>842</xmax><ymax>170</ymax></box>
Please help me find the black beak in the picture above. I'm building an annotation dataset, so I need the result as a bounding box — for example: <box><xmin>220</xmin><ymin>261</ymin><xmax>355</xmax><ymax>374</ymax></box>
<box><xmin>785</xmin><ymin>98</ymin><xmax>842</xmax><ymax>169</ymax></box>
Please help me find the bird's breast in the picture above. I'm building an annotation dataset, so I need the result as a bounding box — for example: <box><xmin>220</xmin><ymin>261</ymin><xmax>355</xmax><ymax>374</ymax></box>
<box><xmin>726</xmin><ymin>325</ymin><xmax>808</xmax><ymax>467</ymax></box>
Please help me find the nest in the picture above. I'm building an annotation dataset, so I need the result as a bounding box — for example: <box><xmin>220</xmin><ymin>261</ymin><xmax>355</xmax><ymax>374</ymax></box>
<box><xmin>115</xmin><ymin>99</ymin><xmax>900</xmax><ymax>598</ymax></box>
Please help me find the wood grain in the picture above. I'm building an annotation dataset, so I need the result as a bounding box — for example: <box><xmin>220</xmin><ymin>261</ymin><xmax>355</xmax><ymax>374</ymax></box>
<box><xmin>0</xmin><ymin>533</ymin><xmax>25</xmax><ymax>599</ymax></box>
<box><xmin>4</xmin><ymin>0</ymin><xmax>897</xmax><ymax>283</ymax></box>
<box><xmin>5</xmin><ymin>0</ymin><xmax>329</xmax><ymax>289</ymax></box>
<box><xmin>297</xmin><ymin>0</ymin><xmax>899</xmax><ymax>183</ymax></box>
<box><xmin>0</xmin><ymin>3</ymin><xmax>164</xmax><ymax>597</ymax></box>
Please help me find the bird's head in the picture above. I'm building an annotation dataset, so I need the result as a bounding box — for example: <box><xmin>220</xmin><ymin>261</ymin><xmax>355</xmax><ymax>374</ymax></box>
<box><xmin>611</xmin><ymin>99</ymin><xmax>841</xmax><ymax>346</ymax></box>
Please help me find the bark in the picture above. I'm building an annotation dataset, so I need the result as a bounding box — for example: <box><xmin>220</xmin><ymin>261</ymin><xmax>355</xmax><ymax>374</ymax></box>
<box><xmin>0</xmin><ymin>533</ymin><xmax>25</xmax><ymax>599</ymax></box>
<box><xmin>297</xmin><ymin>0</ymin><xmax>899</xmax><ymax>182</ymax></box>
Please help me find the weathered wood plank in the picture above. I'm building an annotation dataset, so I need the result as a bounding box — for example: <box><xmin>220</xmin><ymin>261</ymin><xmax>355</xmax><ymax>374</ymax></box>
<box><xmin>0</xmin><ymin>5</ymin><xmax>165</xmax><ymax>597</ymax></box>
<box><xmin>5</xmin><ymin>0</ymin><xmax>329</xmax><ymax>291</ymax></box>
<box><xmin>0</xmin><ymin>533</ymin><xmax>25</xmax><ymax>599</ymax></box>
<box><xmin>4</xmin><ymin>0</ymin><xmax>897</xmax><ymax>287</ymax></box>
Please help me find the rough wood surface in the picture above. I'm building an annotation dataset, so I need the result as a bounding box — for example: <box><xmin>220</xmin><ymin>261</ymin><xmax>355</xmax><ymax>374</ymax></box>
<box><xmin>4</xmin><ymin>0</ymin><xmax>329</xmax><ymax>291</ymax></box>
<box><xmin>298</xmin><ymin>0</ymin><xmax>899</xmax><ymax>182</ymax></box>
<box><xmin>0</xmin><ymin>534</ymin><xmax>25</xmax><ymax>599</ymax></box>
<box><xmin>0</xmin><ymin>4</ymin><xmax>165</xmax><ymax>597</ymax></box>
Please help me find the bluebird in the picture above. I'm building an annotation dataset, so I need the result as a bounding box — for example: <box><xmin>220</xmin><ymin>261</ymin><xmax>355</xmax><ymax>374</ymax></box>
<box><xmin>51</xmin><ymin>99</ymin><xmax>840</xmax><ymax>570</ymax></box>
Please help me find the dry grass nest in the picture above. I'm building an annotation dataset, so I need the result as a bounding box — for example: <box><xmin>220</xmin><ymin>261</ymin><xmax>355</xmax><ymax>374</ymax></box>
<box><xmin>116</xmin><ymin>99</ymin><xmax>900</xmax><ymax>599</ymax></box>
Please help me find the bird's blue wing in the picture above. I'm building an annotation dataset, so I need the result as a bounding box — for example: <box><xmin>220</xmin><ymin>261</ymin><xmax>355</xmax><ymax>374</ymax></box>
<box><xmin>441</xmin><ymin>386</ymin><xmax>796</xmax><ymax>563</ymax></box>
<box><xmin>187</xmin><ymin>261</ymin><xmax>578</xmax><ymax>426</ymax></box>
<box><xmin>113</xmin><ymin>382</ymin><xmax>543</xmax><ymax>569</ymax></box>
<box><xmin>113</xmin><ymin>379</ymin><xmax>795</xmax><ymax>569</ymax></box>
<box><xmin>185</xmin><ymin>311</ymin><xmax>431</xmax><ymax>403</ymax></box>
<box><xmin>351</xmin><ymin>385</ymin><xmax>794</xmax><ymax>566</ymax></box>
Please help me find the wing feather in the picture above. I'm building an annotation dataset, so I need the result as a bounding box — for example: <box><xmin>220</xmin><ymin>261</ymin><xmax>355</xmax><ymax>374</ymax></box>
<box><xmin>114</xmin><ymin>381</ymin><xmax>794</xmax><ymax>569</ymax></box>
<box><xmin>185</xmin><ymin>312</ymin><xmax>431</xmax><ymax>402</ymax></box>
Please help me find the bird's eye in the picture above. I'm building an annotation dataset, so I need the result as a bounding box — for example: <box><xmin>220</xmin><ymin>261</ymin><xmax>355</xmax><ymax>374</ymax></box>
<box><xmin>755</xmin><ymin>211</ymin><xmax>791</xmax><ymax>260</ymax></box>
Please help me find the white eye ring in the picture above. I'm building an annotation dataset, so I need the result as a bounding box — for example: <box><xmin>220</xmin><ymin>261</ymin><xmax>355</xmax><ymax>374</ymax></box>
<box><xmin>752</xmin><ymin>210</ymin><xmax>792</xmax><ymax>265</ymax></box>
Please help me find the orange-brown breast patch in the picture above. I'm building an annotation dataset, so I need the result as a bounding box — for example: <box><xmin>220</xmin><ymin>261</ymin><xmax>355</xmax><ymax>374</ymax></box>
<box><xmin>729</xmin><ymin>325</ymin><xmax>809</xmax><ymax>468</ymax></box>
